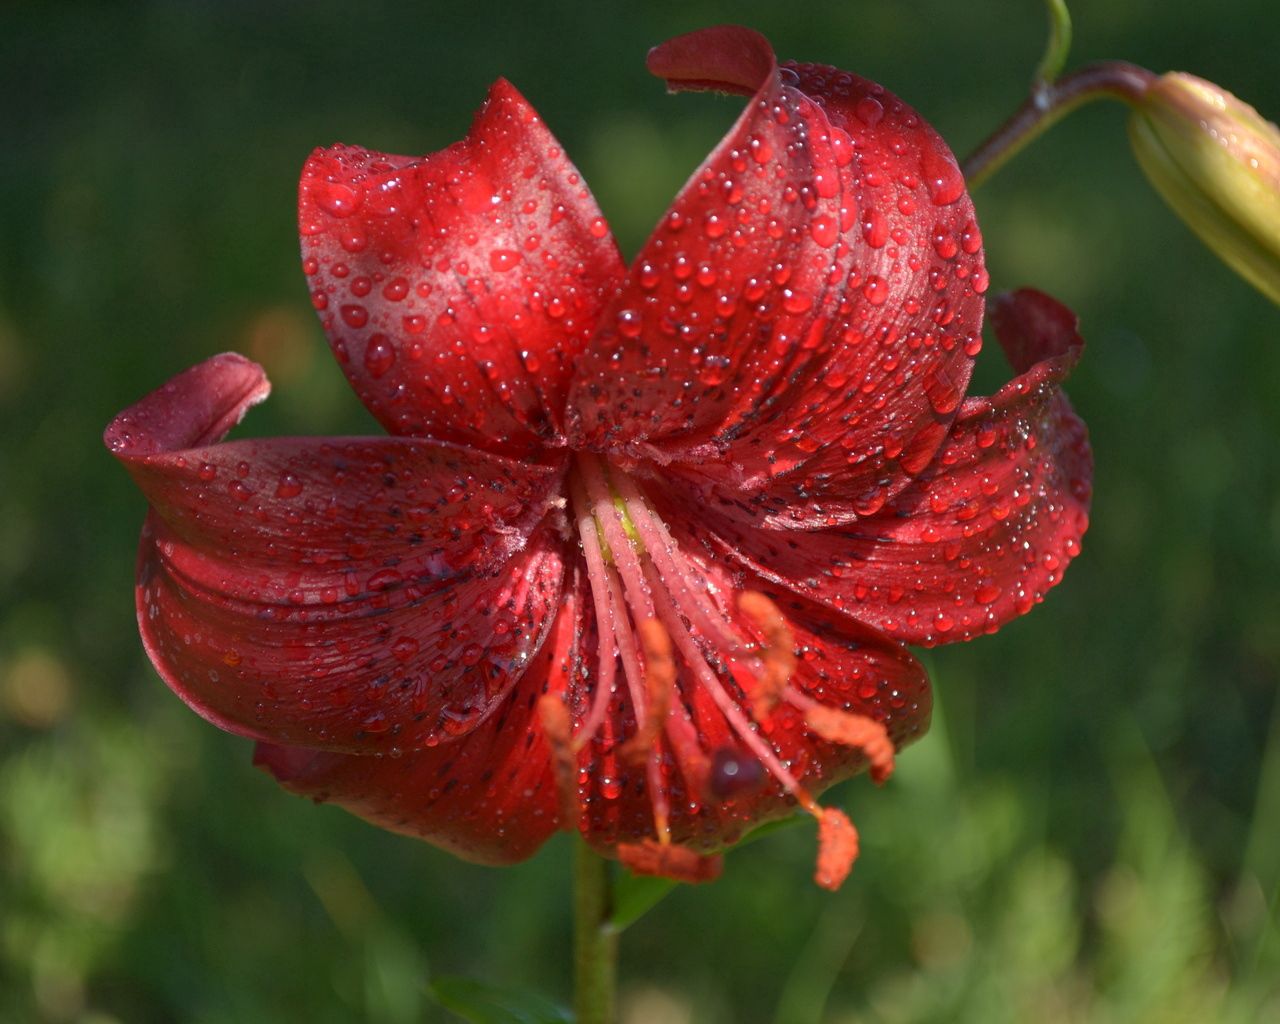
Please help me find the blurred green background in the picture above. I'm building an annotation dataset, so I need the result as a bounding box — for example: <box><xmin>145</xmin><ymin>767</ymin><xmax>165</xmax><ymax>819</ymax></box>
<box><xmin>3</xmin><ymin>1</ymin><xmax>1279</xmax><ymax>1021</ymax></box>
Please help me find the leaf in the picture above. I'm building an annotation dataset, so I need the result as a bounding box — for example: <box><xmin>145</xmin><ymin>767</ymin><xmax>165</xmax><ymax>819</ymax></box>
<box><xmin>429</xmin><ymin>975</ymin><xmax>573</xmax><ymax>1024</ymax></box>
<box><xmin>609</xmin><ymin>871</ymin><xmax>678</xmax><ymax>932</ymax></box>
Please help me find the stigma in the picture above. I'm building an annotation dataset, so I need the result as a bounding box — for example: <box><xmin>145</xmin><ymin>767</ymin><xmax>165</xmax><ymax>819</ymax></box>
<box><xmin>538</xmin><ymin>452</ymin><xmax>897</xmax><ymax>890</ymax></box>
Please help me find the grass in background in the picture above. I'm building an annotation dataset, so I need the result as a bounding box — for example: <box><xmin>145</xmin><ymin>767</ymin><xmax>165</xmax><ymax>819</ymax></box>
<box><xmin>1</xmin><ymin>2</ymin><xmax>1278</xmax><ymax>1021</ymax></box>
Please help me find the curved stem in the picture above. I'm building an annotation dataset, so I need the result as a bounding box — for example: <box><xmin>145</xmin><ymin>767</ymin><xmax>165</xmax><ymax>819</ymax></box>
<box><xmin>961</xmin><ymin>61</ymin><xmax>1157</xmax><ymax>189</ymax></box>
<box><xmin>574</xmin><ymin>838</ymin><xmax>618</xmax><ymax>1024</ymax></box>
<box><xmin>1033</xmin><ymin>0</ymin><xmax>1073</xmax><ymax>86</ymax></box>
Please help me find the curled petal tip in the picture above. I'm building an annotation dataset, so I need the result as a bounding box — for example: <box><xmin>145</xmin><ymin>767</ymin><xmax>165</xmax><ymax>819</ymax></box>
<box><xmin>989</xmin><ymin>288</ymin><xmax>1084</xmax><ymax>375</ymax></box>
<box><xmin>104</xmin><ymin>353</ymin><xmax>270</xmax><ymax>460</ymax></box>
<box><xmin>646</xmin><ymin>25</ymin><xmax>775</xmax><ymax>96</ymax></box>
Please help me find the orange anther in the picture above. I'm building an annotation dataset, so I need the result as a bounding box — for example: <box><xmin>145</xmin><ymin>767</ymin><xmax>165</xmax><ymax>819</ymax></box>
<box><xmin>737</xmin><ymin>590</ymin><xmax>796</xmax><ymax>719</ymax></box>
<box><xmin>804</xmin><ymin>705</ymin><xmax>895</xmax><ymax>784</ymax></box>
<box><xmin>537</xmin><ymin>693</ymin><xmax>580</xmax><ymax>828</ymax></box>
<box><xmin>618</xmin><ymin>839</ymin><xmax>723</xmax><ymax>884</ymax></box>
<box><xmin>814</xmin><ymin>807</ymin><xmax>859</xmax><ymax>891</ymax></box>
<box><xmin>620</xmin><ymin>618</ymin><xmax>677</xmax><ymax>764</ymax></box>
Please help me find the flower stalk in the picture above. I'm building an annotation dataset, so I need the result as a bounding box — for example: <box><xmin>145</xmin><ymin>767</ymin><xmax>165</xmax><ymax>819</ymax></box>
<box><xmin>574</xmin><ymin>839</ymin><xmax>618</xmax><ymax>1024</ymax></box>
<box><xmin>961</xmin><ymin>61</ymin><xmax>1155</xmax><ymax>189</ymax></box>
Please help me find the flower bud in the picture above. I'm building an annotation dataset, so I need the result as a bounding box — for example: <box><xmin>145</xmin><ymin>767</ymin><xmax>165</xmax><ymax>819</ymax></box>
<box><xmin>1128</xmin><ymin>72</ymin><xmax>1280</xmax><ymax>305</ymax></box>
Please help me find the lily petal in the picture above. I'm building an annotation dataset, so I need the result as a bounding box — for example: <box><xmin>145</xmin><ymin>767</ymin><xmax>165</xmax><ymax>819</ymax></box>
<box><xmin>106</xmin><ymin>354</ymin><xmax>568</xmax><ymax>752</ymax></box>
<box><xmin>301</xmin><ymin>79</ymin><xmax>626</xmax><ymax>455</ymax></box>
<box><xmin>253</xmin><ymin>567</ymin><xmax>586</xmax><ymax>865</ymax></box>
<box><xmin>687</xmin><ymin>289</ymin><xmax>1091</xmax><ymax>646</ymax></box>
<box><xmin>568</xmin><ymin>25</ymin><xmax>984</xmax><ymax>525</ymax></box>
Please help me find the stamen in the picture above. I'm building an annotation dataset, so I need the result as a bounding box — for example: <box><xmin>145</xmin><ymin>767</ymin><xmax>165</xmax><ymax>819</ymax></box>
<box><xmin>537</xmin><ymin>693</ymin><xmax>579</xmax><ymax>828</ymax></box>
<box><xmin>802</xmin><ymin>705</ymin><xmax>896</xmax><ymax>784</ymax></box>
<box><xmin>618</xmin><ymin>839</ymin><xmax>723</xmax><ymax>884</ymax></box>
<box><xmin>611</xmin><ymin>472</ymin><xmax>738</xmax><ymax>651</ymax></box>
<box><xmin>619</xmin><ymin>619</ymin><xmax>675</xmax><ymax>764</ymax></box>
<box><xmin>577</xmin><ymin>457</ymin><xmax>676</xmax><ymax>848</ymax></box>
<box><xmin>568</xmin><ymin>474</ymin><xmax>622</xmax><ymax>753</ymax></box>
<box><xmin>737</xmin><ymin>591</ymin><xmax>797</xmax><ymax>719</ymax></box>
<box><xmin>647</xmin><ymin>576</ymin><xmax>817</xmax><ymax>815</ymax></box>
<box><xmin>570</xmin><ymin>455</ymin><xmax>883</xmax><ymax>890</ymax></box>
<box><xmin>814</xmin><ymin>808</ymin><xmax>859</xmax><ymax>891</ymax></box>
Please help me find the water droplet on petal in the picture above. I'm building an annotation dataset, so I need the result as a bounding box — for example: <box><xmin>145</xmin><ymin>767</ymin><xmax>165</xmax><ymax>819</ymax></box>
<box><xmin>616</xmin><ymin>309</ymin><xmax>643</xmax><ymax>338</ymax></box>
<box><xmin>316</xmin><ymin>182</ymin><xmax>362</xmax><ymax>217</ymax></box>
<box><xmin>364</xmin><ymin>335</ymin><xmax>396</xmax><ymax>378</ymax></box>
<box><xmin>489</xmin><ymin>248</ymin><xmax>521</xmax><ymax>272</ymax></box>
<box><xmin>340</xmin><ymin>304</ymin><xmax>368</xmax><ymax>328</ymax></box>
<box><xmin>809</xmin><ymin>213</ymin><xmax>838</xmax><ymax>247</ymax></box>
<box><xmin>275</xmin><ymin>472</ymin><xmax>303</xmax><ymax>499</ymax></box>
<box><xmin>855</xmin><ymin>96</ymin><xmax>885</xmax><ymax>127</ymax></box>
<box><xmin>391</xmin><ymin>636</ymin><xmax>420</xmax><ymax>662</ymax></box>
<box><xmin>921</xmin><ymin>147</ymin><xmax>965</xmax><ymax>206</ymax></box>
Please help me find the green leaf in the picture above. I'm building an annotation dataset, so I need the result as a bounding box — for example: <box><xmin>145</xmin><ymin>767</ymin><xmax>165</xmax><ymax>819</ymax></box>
<box><xmin>429</xmin><ymin>975</ymin><xmax>573</xmax><ymax>1024</ymax></box>
<box><xmin>609</xmin><ymin>871</ymin><xmax>678</xmax><ymax>932</ymax></box>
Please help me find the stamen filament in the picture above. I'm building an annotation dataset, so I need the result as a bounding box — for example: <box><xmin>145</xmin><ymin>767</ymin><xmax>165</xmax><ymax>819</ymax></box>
<box><xmin>569</xmin><ymin>473</ymin><xmax>623</xmax><ymax>752</ymax></box>
<box><xmin>619</xmin><ymin>620</ymin><xmax>675</xmax><ymax>764</ymax></box>
<box><xmin>645</xmin><ymin>571</ymin><xmax>819</xmax><ymax>817</ymax></box>
<box><xmin>610</xmin><ymin>472</ymin><xmax>739</xmax><ymax>652</ymax></box>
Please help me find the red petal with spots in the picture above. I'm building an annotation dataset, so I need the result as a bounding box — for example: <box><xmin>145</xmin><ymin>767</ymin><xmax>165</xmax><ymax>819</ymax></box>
<box><xmin>568</xmin><ymin>26</ymin><xmax>984</xmax><ymax>526</ymax></box>
<box><xmin>253</xmin><ymin>569</ymin><xmax>586</xmax><ymax>865</ymax></box>
<box><xmin>687</xmin><ymin>288</ymin><xmax>1091</xmax><ymax>646</ymax></box>
<box><xmin>107</xmin><ymin>354</ymin><xmax>568</xmax><ymax>753</ymax></box>
<box><xmin>300</xmin><ymin>79</ymin><xmax>625</xmax><ymax>455</ymax></box>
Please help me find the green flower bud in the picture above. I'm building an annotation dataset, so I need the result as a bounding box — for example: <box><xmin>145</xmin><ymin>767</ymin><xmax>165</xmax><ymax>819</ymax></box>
<box><xmin>1129</xmin><ymin>72</ymin><xmax>1280</xmax><ymax>305</ymax></box>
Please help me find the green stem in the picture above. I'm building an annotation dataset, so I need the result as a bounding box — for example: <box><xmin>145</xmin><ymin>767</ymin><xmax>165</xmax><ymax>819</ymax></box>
<box><xmin>961</xmin><ymin>61</ymin><xmax>1156</xmax><ymax>189</ymax></box>
<box><xmin>573</xmin><ymin>839</ymin><xmax>618</xmax><ymax>1024</ymax></box>
<box><xmin>1033</xmin><ymin>0</ymin><xmax>1074</xmax><ymax>87</ymax></box>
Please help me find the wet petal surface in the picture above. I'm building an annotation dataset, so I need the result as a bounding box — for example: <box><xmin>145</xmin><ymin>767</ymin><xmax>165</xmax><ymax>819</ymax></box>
<box><xmin>301</xmin><ymin>79</ymin><xmax>626</xmax><ymax>454</ymax></box>
<box><xmin>685</xmin><ymin>289</ymin><xmax>1092</xmax><ymax>646</ymax></box>
<box><xmin>253</xmin><ymin>569</ymin><xmax>586</xmax><ymax>865</ymax></box>
<box><xmin>568</xmin><ymin>26</ymin><xmax>985</xmax><ymax>526</ymax></box>
<box><xmin>108</xmin><ymin>355</ymin><xmax>568</xmax><ymax>752</ymax></box>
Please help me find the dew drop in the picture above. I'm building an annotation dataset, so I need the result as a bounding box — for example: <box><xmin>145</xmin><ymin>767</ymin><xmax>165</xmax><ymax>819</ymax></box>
<box><xmin>854</xmin><ymin>96</ymin><xmax>885</xmax><ymax>127</ymax></box>
<box><xmin>809</xmin><ymin>213</ymin><xmax>838</xmax><ymax>247</ymax></box>
<box><xmin>862</xmin><ymin>275</ymin><xmax>889</xmax><ymax>305</ymax></box>
<box><xmin>364</xmin><ymin>335</ymin><xmax>396</xmax><ymax>378</ymax></box>
<box><xmin>316</xmin><ymin>182</ymin><xmax>362</xmax><ymax>217</ymax></box>
<box><xmin>275</xmin><ymin>472</ymin><xmax>303</xmax><ymax>499</ymax></box>
<box><xmin>921</xmin><ymin>147</ymin><xmax>965</xmax><ymax>206</ymax></box>
<box><xmin>616</xmin><ymin>309</ymin><xmax>643</xmax><ymax>338</ymax></box>
<box><xmin>783</xmin><ymin>289</ymin><xmax>813</xmax><ymax>313</ymax></box>
<box><xmin>862</xmin><ymin>208</ymin><xmax>888</xmax><ymax>249</ymax></box>
<box><xmin>391</xmin><ymin>636</ymin><xmax>420</xmax><ymax>662</ymax></box>
<box><xmin>709</xmin><ymin>747</ymin><xmax>765</xmax><ymax>798</ymax></box>
<box><xmin>975</xmin><ymin>583</ymin><xmax>1001</xmax><ymax>605</ymax></box>
<box><xmin>489</xmin><ymin>248</ymin><xmax>521</xmax><ymax>272</ymax></box>
<box><xmin>340</xmin><ymin>304</ymin><xmax>369</xmax><ymax>328</ymax></box>
<box><xmin>382</xmin><ymin>277</ymin><xmax>409</xmax><ymax>301</ymax></box>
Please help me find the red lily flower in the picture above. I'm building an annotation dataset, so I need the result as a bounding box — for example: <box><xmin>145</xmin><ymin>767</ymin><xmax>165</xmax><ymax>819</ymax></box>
<box><xmin>104</xmin><ymin>26</ymin><xmax>1091</xmax><ymax>889</ymax></box>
